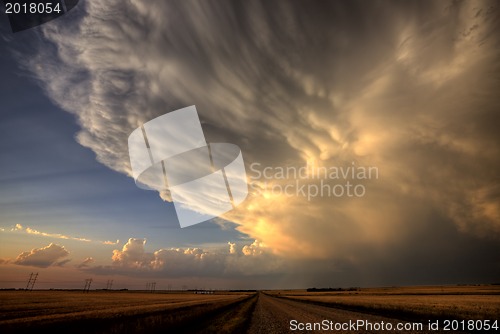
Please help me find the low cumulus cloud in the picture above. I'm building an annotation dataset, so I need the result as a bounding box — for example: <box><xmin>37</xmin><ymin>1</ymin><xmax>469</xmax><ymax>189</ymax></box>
<box><xmin>13</xmin><ymin>243</ymin><xmax>70</xmax><ymax>268</ymax></box>
<box><xmin>90</xmin><ymin>238</ymin><xmax>284</xmax><ymax>277</ymax></box>
<box><xmin>18</xmin><ymin>0</ymin><xmax>500</xmax><ymax>280</ymax></box>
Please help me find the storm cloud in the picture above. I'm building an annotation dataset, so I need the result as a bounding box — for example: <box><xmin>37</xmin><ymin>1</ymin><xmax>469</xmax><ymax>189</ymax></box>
<box><xmin>20</xmin><ymin>0</ymin><xmax>500</xmax><ymax>285</ymax></box>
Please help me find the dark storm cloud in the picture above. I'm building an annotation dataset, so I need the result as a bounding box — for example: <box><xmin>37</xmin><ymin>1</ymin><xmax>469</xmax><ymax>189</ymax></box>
<box><xmin>17</xmin><ymin>0</ymin><xmax>500</xmax><ymax>285</ymax></box>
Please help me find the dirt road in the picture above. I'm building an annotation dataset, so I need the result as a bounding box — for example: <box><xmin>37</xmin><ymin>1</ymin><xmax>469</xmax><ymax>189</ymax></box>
<box><xmin>246</xmin><ymin>293</ymin><xmax>432</xmax><ymax>334</ymax></box>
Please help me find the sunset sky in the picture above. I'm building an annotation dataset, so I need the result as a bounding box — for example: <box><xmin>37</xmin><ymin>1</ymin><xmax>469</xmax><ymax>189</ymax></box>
<box><xmin>1</xmin><ymin>0</ymin><xmax>499</xmax><ymax>290</ymax></box>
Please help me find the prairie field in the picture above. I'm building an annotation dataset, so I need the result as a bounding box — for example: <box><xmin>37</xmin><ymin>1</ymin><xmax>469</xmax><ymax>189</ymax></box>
<box><xmin>1</xmin><ymin>286</ymin><xmax>499</xmax><ymax>333</ymax></box>
<box><xmin>268</xmin><ymin>285</ymin><xmax>500</xmax><ymax>322</ymax></box>
<box><xmin>0</xmin><ymin>290</ymin><xmax>256</xmax><ymax>334</ymax></box>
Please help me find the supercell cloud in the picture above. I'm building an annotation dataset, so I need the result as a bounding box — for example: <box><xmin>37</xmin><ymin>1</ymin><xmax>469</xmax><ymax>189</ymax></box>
<box><xmin>20</xmin><ymin>0</ymin><xmax>500</xmax><ymax>285</ymax></box>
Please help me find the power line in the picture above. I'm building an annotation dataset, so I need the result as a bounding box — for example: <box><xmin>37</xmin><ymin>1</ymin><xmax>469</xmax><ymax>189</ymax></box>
<box><xmin>145</xmin><ymin>282</ymin><xmax>156</xmax><ymax>293</ymax></box>
<box><xmin>83</xmin><ymin>278</ymin><xmax>93</xmax><ymax>293</ymax></box>
<box><xmin>1</xmin><ymin>276</ymin><xmax>174</xmax><ymax>290</ymax></box>
<box><xmin>25</xmin><ymin>273</ymin><xmax>38</xmax><ymax>291</ymax></box>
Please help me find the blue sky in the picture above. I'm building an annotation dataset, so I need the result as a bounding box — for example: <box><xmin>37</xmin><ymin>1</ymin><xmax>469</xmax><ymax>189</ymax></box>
<box><xmin>0</xmin><ymin>18</ymin><xmax>248</xmax><ymax>263</ymax></box>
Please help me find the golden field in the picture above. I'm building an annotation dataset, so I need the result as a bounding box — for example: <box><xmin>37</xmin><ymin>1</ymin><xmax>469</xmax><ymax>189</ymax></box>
<box><xmin>0</xmin><ymin>290</ymin><xmax>256</xmax><ymax>333</ymax></box>
<box><xmin>267</xmin><ymin>285</ymin><xmax>500</xmax><ymax>321</ymax></box>
<box><xmin>1</xmin><ymin>286</ymin><xmax>498</xmax><ymax>333</ymax></box>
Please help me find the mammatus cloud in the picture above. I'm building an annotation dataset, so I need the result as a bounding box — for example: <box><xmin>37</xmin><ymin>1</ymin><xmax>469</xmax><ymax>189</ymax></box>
<box><xmin>13</xmin><ymin>243</ymin><xmax>70</xmax><ymax>268</ymax></box>
<box><xmin>23</xmin><ymin>0</ymin><xmax>500</xmax><ymax>270</ymax></box>
<box><xmin>97</xmin><ymin>238</ymin><xmax>284</xmax><ymax>277</ymax></box>
<box><xmin>7</xmin><ymin>224</ymin><xmax>119</xmax><ymax>245</ymax></box>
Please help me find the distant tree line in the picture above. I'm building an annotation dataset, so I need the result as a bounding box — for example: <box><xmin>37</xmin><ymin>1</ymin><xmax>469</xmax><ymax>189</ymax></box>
<box><xmin>306</xmin><ymin>287</ymin><xmax>359</xmax><ymax>292</ymax></box>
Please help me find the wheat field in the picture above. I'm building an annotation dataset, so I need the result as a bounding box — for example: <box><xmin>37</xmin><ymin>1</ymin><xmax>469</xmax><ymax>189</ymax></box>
<box><xmin>268</xmin><ymin>285</ymin><xmax>500</xmax><ymax>321</ymax></box>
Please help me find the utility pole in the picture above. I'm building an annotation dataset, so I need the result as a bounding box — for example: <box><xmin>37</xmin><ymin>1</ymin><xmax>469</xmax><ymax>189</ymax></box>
<box><xmin>146</xmin><ymin>282</ymin><xmax>156</xmax><ymax>292</ymax></box>
<box><xmin>31</xmin><ymin>273</ymin><xmax>38</xmax><ymax>290</ymax></box>
<box><xmin>25</xmin><ymin>273</ymin><xmax>33</xmax><ymax>291</ymax></box>
<box><xmin>105</xmin><ymin>279</ymin><xmax>113</xmax><ymax>290</ymax></box>
<box><xmin>83</xmin><ymin>278</ymin><xmax>93</xmax><ymax>293</ymax></box>
<box><xmin>25</xmin><ymin>272</ymin><xmax>38</xmax><ymax>291</ymax></box>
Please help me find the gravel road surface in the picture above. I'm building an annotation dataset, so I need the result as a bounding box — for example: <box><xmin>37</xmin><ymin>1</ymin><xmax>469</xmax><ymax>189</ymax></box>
<box><xmin>246</xmin><ymin>293</ymin><xmax>434</xmax><ymax>334</ymax></box>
